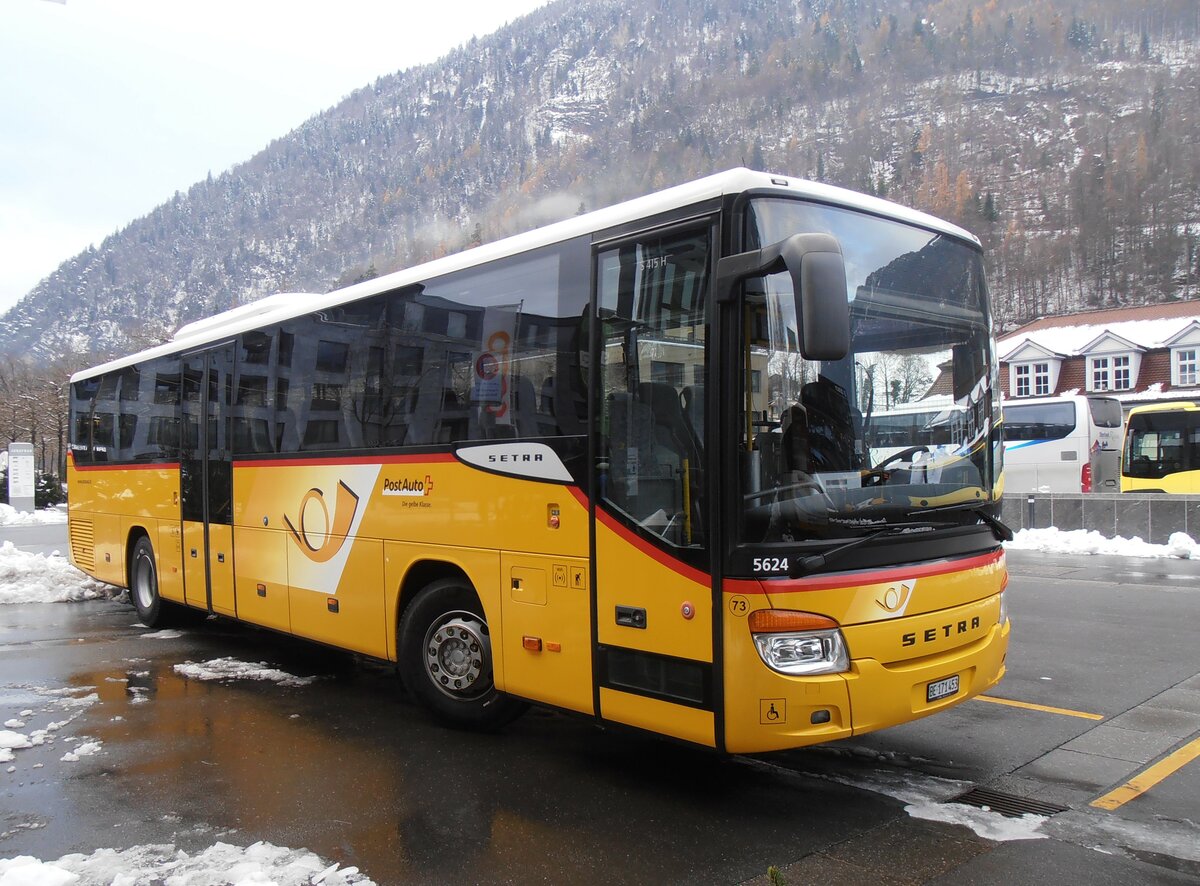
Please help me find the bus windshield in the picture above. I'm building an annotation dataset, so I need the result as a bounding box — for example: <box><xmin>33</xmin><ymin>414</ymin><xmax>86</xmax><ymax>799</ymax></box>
<box><xmin>740</xmin><ymin>198</ymin><xmax>999</xmax><ymax>543</ymax></box>
<box><xmin>1124</xmin><ymin>409</ymin><xmax>1200</xmax><ymax>480</ymax></box>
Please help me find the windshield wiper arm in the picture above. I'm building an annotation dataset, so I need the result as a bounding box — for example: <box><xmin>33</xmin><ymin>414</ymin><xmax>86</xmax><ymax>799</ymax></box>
<box><xmin>789</xmin><ymin>521</ymin><xmax>953</xmax><ymax>578</ymax></box>
<box><xmin>906</xmin><ymin>502</ymin><xmax>1014</xmax><ymax>542</ymax></box>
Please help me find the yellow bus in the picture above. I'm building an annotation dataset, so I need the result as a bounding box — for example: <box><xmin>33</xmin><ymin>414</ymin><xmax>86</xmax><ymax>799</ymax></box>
<box><xmin>1121</xmin><ymin>401</ymin><xmax>1200</xmax><ymax>493</ymax></box>
<box><xmin>67</xmin><ymin>169</ymin><xmax>1010</xmax><ymax>753</ymax></box>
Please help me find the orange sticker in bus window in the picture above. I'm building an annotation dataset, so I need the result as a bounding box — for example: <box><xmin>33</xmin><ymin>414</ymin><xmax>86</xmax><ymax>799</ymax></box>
<box><xmin>283</xmin><ymin>480</ymin><xmax>360</xmax><ymax>563</ymax></box>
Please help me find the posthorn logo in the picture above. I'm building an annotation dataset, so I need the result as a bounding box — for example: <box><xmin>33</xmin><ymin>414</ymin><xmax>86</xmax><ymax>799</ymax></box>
<box><xmin>876</xmin><ymin>580</ymin><xmax>915</xmax><ymax>616</ymax></box>
<box><xmin>283</xmin><ymin>480</ymin><xmax>360</xmax><ymax>563</ymax></box>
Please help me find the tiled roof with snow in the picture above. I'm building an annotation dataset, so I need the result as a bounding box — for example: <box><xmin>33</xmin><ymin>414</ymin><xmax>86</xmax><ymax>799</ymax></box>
<box><xmin>999</xmin><ymin>302</ymin><xmax>1200</xmax><ymax>359</ymax></box>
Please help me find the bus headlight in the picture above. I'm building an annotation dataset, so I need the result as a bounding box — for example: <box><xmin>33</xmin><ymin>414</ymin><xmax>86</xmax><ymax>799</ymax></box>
<box><xmin>749</xmin><ymin>610</ymin><xmax>850</xmax><ymax>676</ymax></box>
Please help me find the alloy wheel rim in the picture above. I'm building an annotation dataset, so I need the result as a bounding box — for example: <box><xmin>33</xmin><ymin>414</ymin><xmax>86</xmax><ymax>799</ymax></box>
<box><xmin>422</xmin><ymin>611</ymin><xmax>491</xmax><ymax>699</ymax></box>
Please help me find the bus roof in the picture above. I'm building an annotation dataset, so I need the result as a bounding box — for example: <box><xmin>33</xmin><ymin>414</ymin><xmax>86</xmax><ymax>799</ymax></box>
<box><xmin>1127</xmin><ymin>401</ymin><xmax>1200</xmax><ymax>416</ymax></box>
<box><xmin>72</xmin><ymin>167</ymin><xmax>980</xmax><ymax>383</ymax></box>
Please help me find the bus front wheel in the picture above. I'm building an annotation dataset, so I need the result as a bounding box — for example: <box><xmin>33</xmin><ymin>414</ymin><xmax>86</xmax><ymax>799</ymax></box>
<box><xmin>399</xmin><ymin>578</ymin><xmax>526</xmax><ymax>729</ymax></box>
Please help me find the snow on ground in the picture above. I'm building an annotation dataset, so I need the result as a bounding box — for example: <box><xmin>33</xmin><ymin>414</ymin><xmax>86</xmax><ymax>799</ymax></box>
<box><xmin>0</xmin><ymin>542</ymin><xmax>117</xmax><ymax>605</ymax></box>
<box><xmin>0</xmin><ymin>841</ymin><xmax>376</xmax><ymax>886</ymax></box>
<box><xmin>59</xmin><ymin>739</ymin><xmax>102</xmax><ymax>763</ymax></box>
<box><xmin>1</xmin><ymin>687</ymin><xmax>100</xmax><ymax>768</ymax></box>
<box><xmin>173</xmin><ymin>658</ymin><xmax>320</xmax><ymax>688</ymax></box>
<box><xmin>0</xmin><ymin>504</ymin><xmax>67</xmax><ymax>526</ymax></box>
<box><xmin>820</xmin><ymin>763</ymin><xmax>1047</xmax><ymax>842</ymax></box>
<box><xmin>139</xmin><ymin>629</ymin><xmax>183</xmax><ymax>640</ymax></box>
<box><xmin>1006</xmin><ymin>527</ymin><xmax>1199</xmax><ymax>559</ymax></box>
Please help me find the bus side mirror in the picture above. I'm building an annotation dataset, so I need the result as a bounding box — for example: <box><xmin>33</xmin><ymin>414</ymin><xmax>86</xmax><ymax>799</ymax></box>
<box><xmin>717</xmin><ymin>233</ymin><xmax>849</xmax><ymax>361</ymax></box>
<box><xmin>779</xmin><ymin>235</ymin><xmax>849</xmax><ymax>361</ymax></box>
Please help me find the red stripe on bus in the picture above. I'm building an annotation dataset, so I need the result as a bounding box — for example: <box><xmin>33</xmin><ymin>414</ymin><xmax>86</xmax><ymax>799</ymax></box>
<box><xmin>71</xmin><ymin>462</ymin><xmax>181</xmax><ymax>473</ymax></box>
<box><xmin>232</xmin><ymin>453</ymin><xmax>459</xmax><ymax>469</ymax></box>
<box><xmin>593</xmin><ymin>504</ymin><xmax>710</xmax><ymax>586</ymax></box>
<box><xmin>723</xmin><ymin>549</ymin><xmax>1003</xmax><ymax>596</ymax></box>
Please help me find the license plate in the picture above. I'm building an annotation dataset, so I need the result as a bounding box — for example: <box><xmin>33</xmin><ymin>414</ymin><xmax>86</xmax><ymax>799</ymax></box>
<box><xmin>926</xmin><ymin>675</ymin><xmax>960</xmax><ymax>703</ymax></box>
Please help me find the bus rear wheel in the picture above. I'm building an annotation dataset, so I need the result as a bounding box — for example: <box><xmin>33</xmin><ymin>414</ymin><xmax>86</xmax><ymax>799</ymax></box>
<box><xmin>399</xmin><ymin>578</ymin><xmax>526</xmax><ymax>729</ymax></box>
<box><xmin>130</xmin><ymin>536</ymin><xmax>201</xmax><ymax>628</ymax></box>
<box><xmin>130</xmin><ymin>536</ymin><xmax>167</xmax><ymax>627</ymax></box>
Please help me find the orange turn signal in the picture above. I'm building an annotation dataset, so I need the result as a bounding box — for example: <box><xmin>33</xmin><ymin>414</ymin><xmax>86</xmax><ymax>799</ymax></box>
<box><xmin>748</xmin><ymin>610</ymin><xmax>838</xmax><ymax>634</ymax></box>
<box><xmin>522</xmin><ymin>636</ymin><xmax>543</xmax><ymax>652</ymax></box>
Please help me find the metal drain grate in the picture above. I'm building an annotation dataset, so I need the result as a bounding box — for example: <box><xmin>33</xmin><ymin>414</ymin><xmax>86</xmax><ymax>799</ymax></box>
<box><xmin>949</xmin><ymin>787</ymin><xmax>1068</xmax><ymax>818</ymax></box>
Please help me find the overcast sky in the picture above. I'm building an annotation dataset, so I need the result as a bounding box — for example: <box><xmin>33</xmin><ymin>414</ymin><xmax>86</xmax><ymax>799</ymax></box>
<box><xmin>0</xmin><ymin>0</ymin><xmax>552</xmax><ymax>314</ymax></box>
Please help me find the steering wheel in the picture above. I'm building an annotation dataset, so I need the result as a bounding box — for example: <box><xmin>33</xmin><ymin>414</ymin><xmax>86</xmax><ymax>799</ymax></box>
<box><xmin>861</xmin><ymin>445</ymin><xmax>930</xmax><ymax>487</ymax></box>
<box><xmin>873</xmin><ymin>445</ymin><xmax>929</xmax><ymax>471</ymax></box>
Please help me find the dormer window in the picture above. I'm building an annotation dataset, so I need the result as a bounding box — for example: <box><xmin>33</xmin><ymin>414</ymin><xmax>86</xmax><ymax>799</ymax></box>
<box><xmin>1003</xmin><ymin>340</ymin><xmax>1063</xmax><ymax>398</ymax></box>
<box><xmin>1177</xmin><ymin>349</ymin><xmax>1198</xmax><ymax>386</ymax></box>
<box><xmin>1014</xmin><ymin>362</ymin><xmax>1051</xmax><ymax>397</ymax></box>
<box><xmin>1089</xmin><ymin>354</ymin><xmax>1132</xmax><ymax>392</ymax></box>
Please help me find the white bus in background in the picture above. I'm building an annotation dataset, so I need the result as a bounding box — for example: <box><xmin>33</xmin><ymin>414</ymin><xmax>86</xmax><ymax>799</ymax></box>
<box><xmin>863</xmin><ymin>398</ymin><xmax>966</xmax><ymax>469</ymax></box>
<box><xmin>1001</xmin><ymin>395</ymin><xmax>1123</xmax><ymax>493</ymax></box>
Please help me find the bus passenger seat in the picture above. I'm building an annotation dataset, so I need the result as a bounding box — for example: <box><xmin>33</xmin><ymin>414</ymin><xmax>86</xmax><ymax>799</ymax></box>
<box><xmin>404</xmin><ymin>370</ymin><xmax>443</xmax><ymax>446</ymax></box>
<box><xmin>607</xmin><ymin>391</ymin><xmax>655</xmax><ymax>515</ymax></box>
<box><xmin>513</xmin><ymin>375</ymin><xmax>541</xmax><ymax>438</ymax></box>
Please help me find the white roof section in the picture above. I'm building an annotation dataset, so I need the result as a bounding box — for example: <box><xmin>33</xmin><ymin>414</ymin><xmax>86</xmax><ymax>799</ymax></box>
<box><xmin>999</xmin><ymin>314</ymin><xmax>1200</xmax><ymax>360</ymax></box>
<box><xmin>1001</xmin><ymin>339</ymin><xmax>1063</xmax><ymax>362</ymax></box>
<box><xmin>72</xmin><ymin>167</ymin><xmax>981</xmax><ymax>383</ymax></box>
<box><xmin>171</xmin><ymin>292</ymin><xmax>321</xmax><ymax>342</ymax></box>
<box><xmin>1162</xmin><ymin>320</ymin><xmax>1200</xmax><ymax>348</ymax></box>
<box><xmin>1077</xmin><ymin>330</ymin><xmax>1145</xmax><ymax>355</ymax></box>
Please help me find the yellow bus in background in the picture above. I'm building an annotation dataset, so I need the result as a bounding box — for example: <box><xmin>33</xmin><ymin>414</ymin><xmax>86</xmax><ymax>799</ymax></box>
<box><xmin>67</xmin><ymin>169</ymin><xmax>1010</xmax><ymax>753</ymax></box>
<box><xmin>1122</xmin><ymin>401</ymin><xmax>1200</xmax><ymax>493</ymax></box>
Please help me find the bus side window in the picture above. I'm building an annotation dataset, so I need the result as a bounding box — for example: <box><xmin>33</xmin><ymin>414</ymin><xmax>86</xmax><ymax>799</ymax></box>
<box><xmin>70</xmin><ymin>378</ymin><xmax>100</xmax><ymax>465</ymax></box>
<box><xmin>596</xmin><ymin>225</ymin><xmax>710</xmax><ymax>546</ymax></box>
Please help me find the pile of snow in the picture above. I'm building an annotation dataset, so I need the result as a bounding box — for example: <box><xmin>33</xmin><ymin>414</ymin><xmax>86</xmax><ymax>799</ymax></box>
<box><xmin>1</xmin><ymin>687</ymin><xmax>102</xmax><ymax>768</ymax></box>
<box><xmin>0</xmin><ymin>841</ymin><xmax>375</xmax><ymax>886</ymax></box>
<box><xmin>1006</xmin><ymin>527</ymin><xmax>1200</xmax><ymax>559</ymax></box>
<box><xmin>139</xmin><ymin>630</ymin><xmax>183</xmax><ymax>640</ymax></box>
<box><xmin>0</xmin><ymin>729</ymin><xmax>32</xmax><ymax>764</ymax></box>
<box><xmin>0</xmin><ymin>504</ymin><xmax>67</xmax><ymax>526</ymax></box>
<box><xmin>0</xmin><ymin>543</ymin><xmax>117</xmax><ymax>604</ymax></box>
<box><xmin>60</xmin><ymin>739</ymin><xmax>102</xmax><ymax>763</ymax></box>
<box><xmin>174</xmin><ymin>658</ymin><xmax>319</xmax><ymax>688</ymax></box>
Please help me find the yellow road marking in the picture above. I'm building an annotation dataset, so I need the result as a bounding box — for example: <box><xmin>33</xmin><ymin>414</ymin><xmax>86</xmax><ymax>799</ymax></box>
<box><xmin>1091</xmin><ymin>736</ymin><xmax>1200</xmax><ymax>810</ymax></box>
<box><xmin>975</xmin><ymin>694</ymin><xmax>1104</xmax><ymax>721</ymax></box>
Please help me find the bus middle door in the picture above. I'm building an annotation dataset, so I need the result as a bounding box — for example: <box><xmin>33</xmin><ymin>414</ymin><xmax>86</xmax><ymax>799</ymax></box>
<box><xmin>180</xmin><ymin>344</ymin><xmax>236</xmax><ymax>616</ymax></box>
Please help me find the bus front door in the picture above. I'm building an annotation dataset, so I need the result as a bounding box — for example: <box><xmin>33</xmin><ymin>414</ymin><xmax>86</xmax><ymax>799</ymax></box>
<box><xmin>180</xmin><ymin>345</ymin><xmax>236</xmax><ymax>616</ymax></box>
<box><xmin>590</xmin><ymin>223</ymin><xmax>717</xmax><ymax>747</ymax></box>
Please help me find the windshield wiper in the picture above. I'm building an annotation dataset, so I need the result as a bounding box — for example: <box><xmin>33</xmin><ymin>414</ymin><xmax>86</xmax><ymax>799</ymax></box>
<box><xmin>789</xmin><ymin>521</ymin><xmax>953</xmax><ymax>578</ymax></box>
<box><xmin>906</xmin><ymin>502</ymin><xmax>1014</xmax><ymax>542</ymax></box>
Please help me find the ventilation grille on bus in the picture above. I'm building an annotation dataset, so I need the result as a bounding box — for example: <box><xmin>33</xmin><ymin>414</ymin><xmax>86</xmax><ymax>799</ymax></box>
<box><xmin>949</xmin><ymin>787</ymin><xmax>1068</xmax><ymax>818</ymax></box>
<box><xmin>69</xmin><ymin>520</ymin><xmax>95</xmax><ymax>572</ymax></box>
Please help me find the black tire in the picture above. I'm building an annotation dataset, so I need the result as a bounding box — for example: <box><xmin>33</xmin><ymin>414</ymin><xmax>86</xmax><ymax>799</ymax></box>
<box><xmin>129</xmin><ymin>536</ymin><xmax>166</xmax><ymax>627</ymax></box>
<box><xmin>398</xmin><ymin>578</ymin><xmax>526</xmax><ymax>730</ymax></box>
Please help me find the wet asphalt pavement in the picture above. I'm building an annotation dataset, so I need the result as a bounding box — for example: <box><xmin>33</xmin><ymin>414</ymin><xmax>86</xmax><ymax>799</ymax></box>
<box><xmin>2</xmin><ymin>527</ymin><xmax>1199</xmax><ymax>884</ymax></box>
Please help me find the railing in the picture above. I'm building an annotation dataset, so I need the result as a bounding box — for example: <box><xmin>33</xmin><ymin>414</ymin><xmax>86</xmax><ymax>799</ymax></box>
<box><xmin>1001</xmin><ymin>493</ymin><xmax>1200</xmax><ymax>542</ymax></box>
